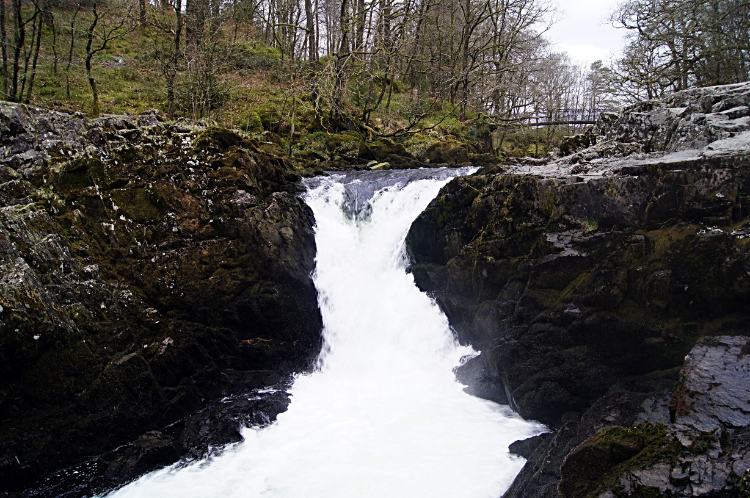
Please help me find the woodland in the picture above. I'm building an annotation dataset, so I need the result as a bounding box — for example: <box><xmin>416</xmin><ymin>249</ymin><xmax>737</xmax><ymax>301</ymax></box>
<box><xmin>1</xmin><ymin>0</ymin><xmax>750</xmax><ymax>156</ymax></box>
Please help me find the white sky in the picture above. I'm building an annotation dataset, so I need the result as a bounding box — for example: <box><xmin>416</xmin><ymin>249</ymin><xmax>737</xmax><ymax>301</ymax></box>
<box><xmin>544</xmin><ymin>0</ymin><xmax>629</xmax><ymax>68</ymax></box>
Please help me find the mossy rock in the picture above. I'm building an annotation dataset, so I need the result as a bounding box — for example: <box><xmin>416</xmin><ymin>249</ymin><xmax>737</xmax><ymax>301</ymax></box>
<box><xmin>238</xmin><ymin>111</ymin><xmax>264</xmax><ymax>133</ymax></box>
<box><xmin>257</xmin><ymin>103</ymin><xmax>282</xmax><ymax>131</ymax></box>
<box><xmin>358</xmin><ymin>138</ymin><xmax>412</xmax><ymax>161</ymax></box>
<box><xmin>371</xmin><ymin>73</ymin><xmax>407</xmax><ymax>94</ymax></box>
<box><xmin>325</xmin><ymin>133</ymin><xmax>358</xmax><ymax>152</ymax></box>
<box><xmin>559</xmin><ymin>132</ymin><xmax>597</xmax><ymax>157</ymax></box>
<box><xmin>193</xmin><ymin>127</ymin><xmax>245</xmax><ymax>151</ymax></box>
<box><xmin>54</xmin><ymin>158</ymin><xmax>101</xmax><ymax>194</ymax></box>
<box><xmin>234</xmin><ymin>42</ymin><xmax>283</xmax><ymax>69</ymax></box>
<box><xmin>261</xmin><ymin>131</ymin><xmax>285</xmax><ymax>148</ymax></box>
<box><xmin>110</xmin><ymin>187</ymin><xmax>165</xmax><ymax>222</ymax></box>
<box><xmin>559</xmin><ymin>423</ymin><xmax>682</xmax><ymax>498</ymax></box>
<box><xmin>468</xmin><ymin>152</ymin><xmax>499</xmax><ymax>166</ymax></box>
<box><xmin>424</xmin><ymin>141</ymin><xmax>477</xmax><ymax>164</ymax></box>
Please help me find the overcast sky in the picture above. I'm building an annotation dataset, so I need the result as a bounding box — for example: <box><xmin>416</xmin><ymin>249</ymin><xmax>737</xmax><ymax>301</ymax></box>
<box><xmin>544</xmin><ymin>0</ymin><xmax>629</xmax><ymax>68</ymax></box>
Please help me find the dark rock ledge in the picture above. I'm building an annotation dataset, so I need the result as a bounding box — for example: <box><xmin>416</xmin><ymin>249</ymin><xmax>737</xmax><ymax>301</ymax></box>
<box><xmin>407</xmin><ymin>82</ymin><xmax>750</xmax><ymax>497</ymax></box>
<box><xmin>0</xmin><ymin>103</ymin><xmax>323</xmax><ymax>495</ymax></box>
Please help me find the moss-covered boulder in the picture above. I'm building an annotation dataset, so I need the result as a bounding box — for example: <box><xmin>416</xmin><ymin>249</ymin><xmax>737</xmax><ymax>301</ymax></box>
<box><xmin>192</xmin><ymin>126</ymin><xmax>245</xmax><ymax>151</ymax></box>
<box><xmin>424</xmin><ymin>140</ymin><xmax>477</xmax><ymax>164</ymax></box>
<box><xmin>256</xmin><ymin>103</ymin><xmax>282</xmax><ymax>131</ymax></box>
<box><xmin>358</xmin><ymin>138</ymin><xmax>413</xmax><ymax>162</ymax></box>
<box><xmin>239</xmin><ymin>110</ymin><xmax>264</xmax><ymax>133</ymax></box>
<box><xmin>558</xmin><ymin>424</ymin><xmax>677</xmax><ymax>498</ymax></box>
<box><xmin>556</xmin><ymin>336</ymin><xmax>750</xmax><ymax>498</ymax></box>
<box><xmin>325</xmin><ymin>132</ymin><xmax>359</xmax><ymax>153</ymax></box>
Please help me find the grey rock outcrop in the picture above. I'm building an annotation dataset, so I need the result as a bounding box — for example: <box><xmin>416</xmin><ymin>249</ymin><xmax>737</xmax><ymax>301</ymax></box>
<box><xmin>556</xmin><ymin>336</ymin><xmax>750</xmax><ymax>498</ymax></box>
<box><xmin>513</xmin><ymin>81</ymin><xmax>750</xmax><ymax>181</ymax></box>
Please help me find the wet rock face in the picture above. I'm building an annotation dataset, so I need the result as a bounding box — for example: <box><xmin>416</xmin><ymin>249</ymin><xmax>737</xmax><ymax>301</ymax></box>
<box><xmin>558</xmin><ymin>336</ymin><xmax>750</xmax><ymax>498</ymax></box>
<box><xmin>405</xmin><ymin>83</ymin><xmax>750</xmax><ymax>496</ymax></box>
<box><xmin>408</xmin><ymin>171</ymin><xmax>749</xmax><ymax>427</ymax></box>
<box><xmin>21</xmin><ymin>387</ymin><xmax>291</xmax><ymax>498</ymax></box>
<box><xmin>0</xmin><ymin>103</ymin><xmax>322</xmax><ymax>492</ymax></box>
<box><xmin>670</xmin><ymin>336</ymin><xmax>750</xmax><ymax>432</ymax></box>
<box><xmin>407</xmin><ymin>82</ymin><xmax>750</xmax><ymax>427</ymax></box>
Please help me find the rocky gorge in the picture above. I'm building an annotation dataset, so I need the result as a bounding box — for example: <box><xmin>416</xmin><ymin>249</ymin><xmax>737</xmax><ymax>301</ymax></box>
<box><xmin>0</xmin><ymin>80</ymin><xmax>749</xmax><ymax>498</ymax></box>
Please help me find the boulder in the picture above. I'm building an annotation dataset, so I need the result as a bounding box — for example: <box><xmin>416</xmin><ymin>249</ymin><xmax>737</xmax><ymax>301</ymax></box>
<box><xmin>557</xmin><ymin>336</ymin><xmax>750</xmax><ymax>498</ymax></box>
<box><xmin>424</xmin><ymin>140</ymin><xmax>477</xmax><ymax>164</ymax></box>
<box><xmin>358</xmin><ymin>138</ymin><xmax>413</xmax><ymax>163</ymax></box>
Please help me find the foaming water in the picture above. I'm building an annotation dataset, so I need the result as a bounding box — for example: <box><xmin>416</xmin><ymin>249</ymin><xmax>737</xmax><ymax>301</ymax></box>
<box><xmin>104</xmin><ymin>168</ymin><xmax>544</xmax><ymax>498</ymax></box>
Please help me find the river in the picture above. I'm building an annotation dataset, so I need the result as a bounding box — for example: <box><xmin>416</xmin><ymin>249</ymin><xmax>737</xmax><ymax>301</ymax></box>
<box><xmin>103</xmin><ymin>167</ymin><xmax>544</xmax><ymax>498</ymax></box>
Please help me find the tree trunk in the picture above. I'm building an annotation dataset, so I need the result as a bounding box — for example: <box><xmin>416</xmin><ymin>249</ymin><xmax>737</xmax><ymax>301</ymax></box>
<box><xmin>355</xmin><ymin>0</ymin><xmax>364</xmax><ymax>50</ymax></box>
<box><xmin>210</xmin><ymin>0</ymin><xmax>219</xmax><ymax>34</ymax></box>
<box><xmin>86</xmin><ymin>3</ymin><xmax>100</xmax><ymax>117</ymax></box>
<box><xmin>1</xmin><ymin>0</ymin><xmax>8</xmax><ymax>97</ymax></box>
<box><xmin>65</xmin><ymin>7</ymin><xmax>79</xmax><ymax>99</ymax></box>
<box><xmin>339</xmin><ymin>0</ymin><xmax>350</xmax><ymax>57</ymax></box>
<box><xmin>186</xmin><ymin>0</ymin><xmax>206</xmax><ymax>49</ymax></box>
<box><xmin>19</xmin><ymin>7</ymin><xmax>37</xmax><ymax>99</ymax></box>
<box><xmin>289</xmin><ymin>74</ymin><xmax>296</xmax><ymax>155</ymax></box>
<box><xmin>334</xmin><ymin>0</ymin><xmax>350</xmax><ymax>130</ymax></box>
<box><xmin>304</xmin><ymin>0</ymin><xmax>321</xmax><ymax>126</ymax></box>
<box><xmin>11</xmin><ymin>0</ymin><xmax>24</xmax><ymax>102</ymax></box>
<box><xmin>305</xmin><ymin>0</ymin><xmax>316</xmax><ymax>63</ymax></box>
<box><xmin>167</xmin><ymin>0</ymin><xmax>182</xmax><ymax>118</ymax></box>
<box><xmin>25</xmin><ymin>10</ymin><xmax>43</xmax><ymax>103</ymax></box>
<box><xmin>51</xmin><ymin>9</ymin><xmax>58</xmax><ymax>74</ymax></box>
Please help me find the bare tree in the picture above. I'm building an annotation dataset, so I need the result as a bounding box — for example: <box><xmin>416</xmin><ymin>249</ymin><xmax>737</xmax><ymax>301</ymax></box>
<box><xmin>3</xmin><ymin>0</ymin><xmax>44</xmax><ymax>102</ymax></box>
<box><xmin>610</xmin><ymin>0</ymin><xmax>750</xmax><ymax>100</ymax></box>
<box><xmin>1</xmin><ymin>0</ymin><xmax>8</xmax><ymax>97</ymax></box>
<box><xmin>151</xmin><ymin>0</ymin><xmax>184</xmax><ymax>118</ymax></box>
<box><xmin>83</xmin><ymin>0</ymin><xmax>136</xmax><ymax>116</ymax></box>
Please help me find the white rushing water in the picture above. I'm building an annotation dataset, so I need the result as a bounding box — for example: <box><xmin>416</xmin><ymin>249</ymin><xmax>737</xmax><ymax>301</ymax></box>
<box><xmin>105</xmin><ymin>168</ymin><xmax>544</xmax><ymax>498</ymax></box>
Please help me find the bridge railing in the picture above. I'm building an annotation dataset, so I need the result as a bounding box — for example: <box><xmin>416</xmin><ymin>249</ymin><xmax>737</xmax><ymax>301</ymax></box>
<box><xmin>511</xmin><ymin>108</ymin><xmax>607</xmax><ymax>127</ymax></box>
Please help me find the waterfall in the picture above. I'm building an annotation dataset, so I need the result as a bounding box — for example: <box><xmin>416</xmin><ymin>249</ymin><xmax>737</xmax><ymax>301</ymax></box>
<box><xmin>104</xmin><ymin>168</ymin><xmax>544</xmax><ymax>498</ymax></box>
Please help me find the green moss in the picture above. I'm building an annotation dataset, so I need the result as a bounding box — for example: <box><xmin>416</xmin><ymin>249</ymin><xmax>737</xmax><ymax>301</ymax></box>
<box><xmin>740</xmin><ymin>469</ymin><xmax>750</xmax><ymax>497</ymax></box>
<box><xmin>257</xmin><ymin>103</ymin><xmax>283</xmax><ymax>132</ymax></box>
<box><xmin>582</xmin><ymin>217</ymin><xmax>599</xmax><ymax>232</ymax></box>
<box><xmin>111</xmin><ymin>188</ymin><xmax>164</xmax><ymax>222</ymax></box>
<box><xmin>233</xmin><ymin>41</ymin><xmax>282</xmax><ymax>68</ymax></box>
<box><xmin>560</xmin><ymin>423</ymin><xmax>684</xmax><ymax>498</ymax></box>
<box><xmin>325</xmin><ymin>133</ymin><xmax>357</xmax><ymax>152</ymax></box>
<box><xmin>192</xmin><ymin>127</ymin><xmax>245</xmax><ymax>151</ymax></box>
<box><xmin>55</xmin><ymin>158</ymin><xmax>98</xmax><ymax>193</ymax></box>
<box><xmin>238</xmin><ymin>110</ymin><xmax>264</xmax><ymax>133</ymax></box>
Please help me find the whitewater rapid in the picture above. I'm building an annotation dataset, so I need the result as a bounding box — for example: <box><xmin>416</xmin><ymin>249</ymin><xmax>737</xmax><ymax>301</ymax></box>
<box><xmin>104</xmin><ymin>168</ymin><xmax>544</xmax><ymax>498</ymax></box>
